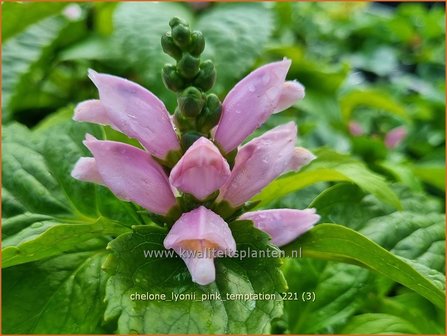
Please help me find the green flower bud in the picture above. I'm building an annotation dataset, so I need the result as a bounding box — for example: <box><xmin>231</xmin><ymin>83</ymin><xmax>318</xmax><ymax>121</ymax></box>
<box><xmin>181</xmin><ymin>131</ymin><xmax>202</xmax><ymax>151</ymax></box>
<box><xmin>173</xmin><ymin>108</ymin><xmax>193</xmax><ymax>132</ymax></box>
<box><xmin>197</xmin><ymin>94</ymin><xmax>222</xmax><ymax>133</ymax></box>
<box><xmin>178</xmin><ymin>86</ymin><xmax>205</xmax><ymax>118</ymax></box>
<box><xmin>193</xmin><ymin>60</ymin><xmax>216</xmax><ymax>92</ymax></box>
<box><xmin>172</xmin><ymin>23</ymin><xmax>191</xmax><ymax>48</ymax></box>
<box><xmin>177</xmin><ymin>53</ymin><xmax>200</xmax><ymax>79</ymax></box>
<box><xmin>189</xmin><ymin>31</ymin><xmax>205</xmax><ymax>57</ymax></box>
<box><xmin>169</xmin><ymin>17</ymin><xmax>186</xmax><ymax>28</ymax></box>
<box><xmin>162</xmin><ymin>64</ymin><xmax>185</xmax><ymax>92</ymax></box>
<box><xmin>161</xmin><ymin>32</ymin><xmax>182</xmax><ymax>60</ymax></box>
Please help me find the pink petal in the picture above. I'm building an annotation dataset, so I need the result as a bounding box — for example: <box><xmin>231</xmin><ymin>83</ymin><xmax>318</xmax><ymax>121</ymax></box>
<box><xmin>385</xmin><ymin>126</ymin><xmax>407</xmax><ymax>149</ymax></box>
<box><xmin>164</xmin><ymin>206</ymin><xmax>236</xmax><ymax>252</ymax></box>
<box><xmin>181</xmin><ymin>254</ymin><xmax>216</xmax><ymax>286</ymax></box>
<box><xmin>287</xmin><ymin>147</ymin><xmax>316</xmax><ymax>171</ymax></box>
<box><xmin>164</xmin><ymin>206</ymin><xmax>236</xmax><ymax>285</ymax></box>
<box><xmin>169</xmin><ymin>137</ymin><xmax>231</xmax><ymax>200</ymax></box>
<box><xmin>88</xmin><ymin>69</ymin><xmax>180</xmax><ymax>159</ymax></box>
<box><xmin>218</xmin><ymin>122</ymin><xmax>297</xmax><ymax>207</ymax></box>
<box><xmin>71</xmin><ymin>157</ymin><xmax>104</xmax><ymax>185</ymax></box>
<box><xmin>240</xmin><ymin>208</ymin><xmax>320</xmax><ymax>247</ymax></box>
<box><xmin>73</xmin><ymin>99</ymin><xmax>112</xmax><ymax>125</ymax></box>
<box><xmin>214</xmin><ymin>59</ymin><xmax>292</xmax><ymax>153</ymax></box>
<box><xmin>273</xmin><ymin>80</ymin><xmax>305</xmax><ymax>113</ymax></box>
<box><xmin>83</xmin><ymin>134</ymin><xmax>177</xmax><ymax>215</ymax></box>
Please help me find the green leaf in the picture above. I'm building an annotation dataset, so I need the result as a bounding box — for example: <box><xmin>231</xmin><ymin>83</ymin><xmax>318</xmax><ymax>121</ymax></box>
<box><xmin>349</xmin><ymin>46</ymin><xmax>399</xmax><ymax>76</ymax></box>
<box><xmin>2</xmin><ymin>216</ymin><xmax>128</xmax><ymax>268</ymax></box>
<box><xmin>312</xmin><ymin>184</ymin><xmax>446</xmax><ymax>285</ymax></box>
<box><xmin>2</xmin><ymin>15</ymin><xmax>71</xmax><ymax>123</ymax></box>
<box><xmin>283</xmin><ymin>259</ymin><xmax>372</xmax><ymax>334</ymax></box>
<box><xmin>377</xmin><ymin>292</ymin><xmax>445</xmax><ymax>334</ymax></box>
<box><xmin>197</xmin><ymin>3</ymin><xmax>274</xmax><ymax>95</ymax></box>
<box><xmin>103</xmin><ymin>221</ymin><xmax>286</xmax><ymax>333</ymax></box>
<box><xmin>252</xmin><ymin>148</ymin><xmax>401</xmax><ymax>209</ymax></box>
<box><xmin>311</xmin><ymin>183</ymin><xmax>442</xmax><ymax>228</ymax></box>
<box><xmin>412</xmin><ymin>163</ymin><xmax>446</xmax><ymax>191</ymax></box>
<box><xmin>2</xmin><ymin>2</ymin><xmax>68</xmax><ymax>41</ymax></box>
<box><xmin>310</xmin><ymin>183</ymin><xmax>388</xmax><ymax>231</ymax></box>
<box><xmin>283</xmin><ymin>224</ymin><xmax>446</xmax><ymax>308</ymax></box>
<box><xmin>378</xmin><ymin>161</ymin><xmax>423</xmax><ymax>192</ymax></box>
<box><xmin>362</xmin><ymin>212</ymin><xmax>446</xmax><ymax>274</ymax></box>
<box><xmin>2</xmin><ymin>122</ymin><xmax>137</xmax><ymax>268</ymax></box>
<box><xmin>340</xmin><ymin>89</ymin><xmax>409</xmax><ymax>122</ymax></box>
<box><xmin>2</xmin><ymin>239</ymin><xmax>110</xmax><ymax>334</ymax></box>
<box><xmin>59</xmin><ymin>35</ymin><xmax>120</xmax><ymax>61</ymax></box>
<box><xmin>340</xmin><ymin>313</ymin><xmax>420</xmax><ymax>334</ymax></box>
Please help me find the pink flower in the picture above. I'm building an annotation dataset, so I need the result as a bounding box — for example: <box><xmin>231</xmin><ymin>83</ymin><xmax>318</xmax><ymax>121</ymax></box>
<box><xmin>170</xmin><ymin>137</ymin><xmax>231</xmax><ymax>200</ymax></box>
<box><xmin>71</xmin><ymin>55</ymin><xmax>318</xmax><ymax>286</ymax></box>
<box><xmin>164</xmin><ymin>206</ymin><xmax>236</xmax><ymax>285</ymax></box>
<box><xmin>74</xmin><ymin>70</ymin><xmax>180</xmax><ymax>160</ymax></box>
<box><xmin>214</xmin><ymin>59</ymin><xmax>305</xmax><ymax>153</ymax></box>
<box><xmin>72</xmin><ymin>134</ymin><xmax>177</xmax><ymax>216</ymax></box>
<box><xmin>217</xmin><ymin>122</ymin><xmax>315</xmax><ymax>208</ymax></box>
<box><xmin>385</xmin><ymin>126</ymin><xmax>407</xmax><ymax>149</ymax></box>
<box><xmin>240</xmin><ymin>209</ymin><xmax>320</xmax><ymax>247</ymax></box>
<box><xmin>348</xmin><ymin>121</ymin><xmax>364</xmax><ymax>136</ymax></box>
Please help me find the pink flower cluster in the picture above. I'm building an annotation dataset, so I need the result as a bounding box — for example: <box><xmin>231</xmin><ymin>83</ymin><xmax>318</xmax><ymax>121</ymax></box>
<box><xmin>72</xmin><ymin>59</ymin><xmax>320</xmax><ymax>285</ymax></box>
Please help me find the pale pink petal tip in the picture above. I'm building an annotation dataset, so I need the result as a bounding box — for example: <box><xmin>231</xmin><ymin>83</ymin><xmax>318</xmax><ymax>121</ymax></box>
<box><xmin>71</xmin><ymin>157</ymin><xmax>104</xmax><ymax>185</ymax></box>
<box><xmin>82</xmin><ymin>133</ymin><xmax>98</xmax><ymax>147</ymax></box>
<box><xmin>287</xmin><ymin>147</ymin><xmax>316</xmax><ymax>171</ymax></box>
<box><xmin>87</xmin><ymin>68</ymin><xmax>98</xmax><ymax>81</ymax></box>
<box><xmin>273</xmin><ymin>80</ymin><xmax>305</xmax><ymax>114</ymax></box>
<box><xmin>169</xmin><ymin>137</ymin><xmax>231</xmax><ymax>200</ymax></box>
<box><xmin>73</xmin><ymin>100</ymin><xmax>111</xmax><ymax>125</ymax></box>
<box><xmin>183</xmin><ymin>257</ymin><xmax>216</xmax><ymax>285</ymax></box>
<box><xmin>240</xmin><ymin>208</ymin><xmax>320</xmax><ymax>247</ymax></box>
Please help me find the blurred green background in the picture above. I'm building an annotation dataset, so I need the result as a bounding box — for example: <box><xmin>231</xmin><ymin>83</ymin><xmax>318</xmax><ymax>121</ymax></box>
<box><xmin>2</xmin><ymin>2</ymin><xmax>446</xmax><ymax>334</ymax></box>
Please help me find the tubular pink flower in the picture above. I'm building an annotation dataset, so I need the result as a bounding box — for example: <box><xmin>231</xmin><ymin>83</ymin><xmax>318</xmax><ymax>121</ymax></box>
<box><xmin>385</xmin><ymin>126</ymin><xmax>407</xmax><ymax>149</ymax></box>
<box><xmin>240</xmin><ymin>208</ymin><xmax>320</xmax><ymax>247</ymax></box>
<box><xmin>169</xmin><ymin>137</ymin><xmax>231</xmax><ymax>200</ymax></box>
<box><xmin>164</xmin><ymin>206</ymin><xmax>236</xmax><ymax>285</ymax></box>
<box><xmin>74</xmin><ymin>70</ymin><xmax>180</xmax><ymax>160</ymax></box>
<box><xmin>214</xmin><ymin>59</ymin><xmax>304</xmax><ymax>153</ymax></box>
<box><xmin>217</xmin><ymin>122</ymin><xmax>297</xmax><ymax>207</ymax></box>
<box><xmin>76</xmin><ymin>134</ymin><xmax>177</xmax><ymax>216</ymax></box>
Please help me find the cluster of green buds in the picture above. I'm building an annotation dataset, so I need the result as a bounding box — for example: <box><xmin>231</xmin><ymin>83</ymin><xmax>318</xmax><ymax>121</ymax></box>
<box><xmin>161</xmin><ymin>17</ymin><xmax>221</xmax><ymax>151</ymax></box>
